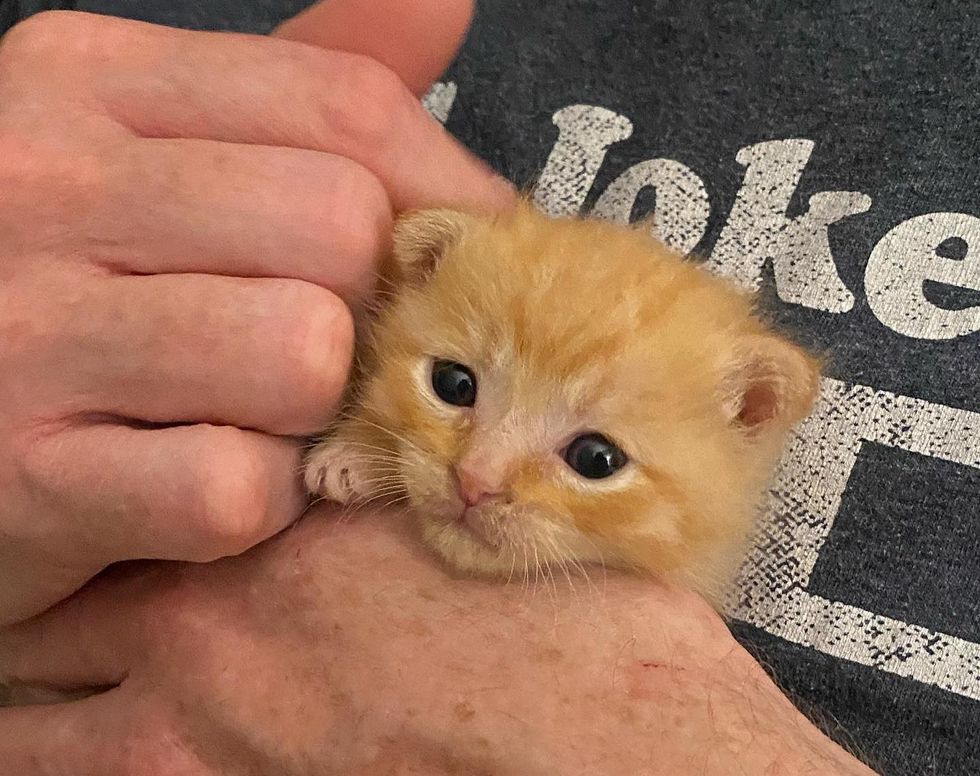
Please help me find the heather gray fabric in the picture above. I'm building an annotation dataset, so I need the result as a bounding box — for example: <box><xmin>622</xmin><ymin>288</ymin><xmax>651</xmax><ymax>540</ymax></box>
<box><xmin>3</xmin><ymin>2</ymin><xmax>979</xmax><ymax>774</ymax></box>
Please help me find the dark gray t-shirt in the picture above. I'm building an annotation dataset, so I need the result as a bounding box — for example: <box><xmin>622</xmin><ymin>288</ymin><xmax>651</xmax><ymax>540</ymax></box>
<box><xmin>4</xmin><ymin>2</ymin><xmax>978</xmax><ymax>774</ymax></box>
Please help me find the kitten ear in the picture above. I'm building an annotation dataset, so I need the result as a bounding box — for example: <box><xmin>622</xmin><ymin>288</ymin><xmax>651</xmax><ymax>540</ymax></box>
<box><xmin>391</xmin><ymin>209</ymin><xmax>475</xmax><ymax>285</ymax></box>
<box><xmin>720</xmin><ymin>334</ymin><xmax>821</xmax><ymax>436</ymax></box>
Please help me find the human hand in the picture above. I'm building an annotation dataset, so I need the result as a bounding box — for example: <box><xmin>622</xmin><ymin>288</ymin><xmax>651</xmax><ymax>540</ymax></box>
<box><xmin>0</xmin><ymin>508</ymin><xmax>876</xmax><ymax>775</ymax></box>
<box><xmin>0</xmin><ymin>0</ymin><xmax>512</xmax><ymax>626</ymax></box>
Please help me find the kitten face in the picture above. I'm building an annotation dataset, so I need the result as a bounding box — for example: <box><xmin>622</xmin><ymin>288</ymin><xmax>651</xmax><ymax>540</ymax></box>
<box><xmin>387</xmin><ymin>352</ymin><xmax>648</xmax><ymax>579</ymax></box>
<box><xmin>313</xmin><ymin>203</ymin><xmax>820</xmax><ymax>601</ymax></box>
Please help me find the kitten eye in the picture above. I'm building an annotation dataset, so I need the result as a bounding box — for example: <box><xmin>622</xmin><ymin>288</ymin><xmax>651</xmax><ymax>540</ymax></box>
<box><xmin>564</xmin><ymin>433</ymin><xmax>628</xmax><ymax>480</ymax></box>
<box><xmin>431</xmin><ymin>360</ymin><xmax>477</xmax><ymax>407</ymax></box>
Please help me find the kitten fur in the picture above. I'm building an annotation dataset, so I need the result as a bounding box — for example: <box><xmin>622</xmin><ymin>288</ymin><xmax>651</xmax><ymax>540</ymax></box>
<box><xmin>305</xmin><ymin>202</ymin><xmax>820</xmax><ymax>605</ymax></box>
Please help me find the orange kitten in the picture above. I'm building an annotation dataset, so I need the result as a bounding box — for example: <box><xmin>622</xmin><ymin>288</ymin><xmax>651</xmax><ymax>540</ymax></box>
<box><xmin>305</xmin><ymin>203</ymin><xmax>820</xmax><ymax>604</ymax></box>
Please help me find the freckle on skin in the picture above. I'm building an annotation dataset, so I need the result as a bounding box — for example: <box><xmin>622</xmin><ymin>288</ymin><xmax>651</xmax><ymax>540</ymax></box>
<box><xmin>453</xmin><ymin>701</ymin><xmax>476</xmax><ymax>722</ymax></box>
<box><xmin>416</xmin><ymin>587</ymin><xmax>438</xmax><ymax>601</ymax></box>
<box><xmin>404</xmin><ymin>618</ymin><xmax>431</xmax><ymax>637</ymax></box>
<box><xmin>616</xmin><ymin>703</ymin><xmax>640</xmax><ymax>724</ymax></box>
<box><xmin>534</xmin><ymin>646</ymin><xmax>563</xmax><ymax>664</ymax></box>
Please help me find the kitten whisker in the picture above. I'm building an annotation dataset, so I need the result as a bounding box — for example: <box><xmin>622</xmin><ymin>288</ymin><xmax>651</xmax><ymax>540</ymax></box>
<box><xmin>335</xmin><ymin>415</ymin><xmax>425</xmax><ymax>456</ymax></box>
<box><xmin>294</xmin><ymin>448</ymin><xmax>402</xmax><ymax>473</ymax></box>
<box><xmin>350</xmin><ymin>486</ymin><xmax>406</xmax><ymax>507</ymax></box>
<box><xmin>366</xmin><ymin>494</ymin><xmax>410</xmax><ymax>512</ymax></box>
<box><xmin>337</xmin><ymin>440</ymin><xmax>402</xmax><ymax>457</ymax></box>
<box><xmin>574</xmin><ymin>534</ymin><xmax>610</xmax><ymax>595</ymax></box>
<box><xmin>541</xmin><ymin>549</ymin><xmax>560</xmax><ymax>611</ymax></box>
<box><xmin>352</xmin><ymin>489</ymin><xmax>405</xmax><ymax>503</ymax></box>
<box><xmin>546</xmin><ymin>535</ymin><xmax>578</xmax><ymax>596</ymax></box>
<box><xmin>532</xmin><ymin>543</ymin><xmax>543</xmax><ymax>601</ymax></box>
<box><xmin>323</xmin><ymin>450</ymin><xmax>400</xmax><ymax>462</ymax></box>
<box><xmin>549</xmin><ymin>535</ymin><xmax>598</xmax><ymax>599</ymax></box>
<box><xmin>352</xmin><ymin>474</ymin><xmax>406</xmax><ymax>488</ymax></box>
<box><xmin>314</xmin><ymin>450</ymin><xmax>401</xmax><ymax>465</ymax></box>
<box><xmin>300</xmin><ymin>494</ymin><xmax>330</xmax><ymax>518</ymax></box>
<box><xmin>521</xmin><ymin>543</ymin><xmax>531</xmax><ymax>597</ymax></box>
<box><xmin>505</xmin><ymin>545</ymin><xmax>518</xmax><ymax>587</ymax></box>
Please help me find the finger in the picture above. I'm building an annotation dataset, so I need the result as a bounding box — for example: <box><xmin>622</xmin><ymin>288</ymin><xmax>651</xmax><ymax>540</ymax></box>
<box><xmin>0</xmin><ymin>586</ymin><xmax>135</xmax><ymax>690</ymax></box>
<box><xmin>0</xmin><ymin>693</ymin><xmax>127</xmax><ymax>775</ymax></box>
<box><xmin>12</xmin><ymin>12</ymin><xmax>514</xmax><ymax>212</ymax></box>
<box><xmin>61</xmin><ymin>274</ymin><xmax>352</xmax><ymax>435</ymax></box>
<box><xmin>274</xmin><ymin>0</ymin><xmax>475</xmax><ymax>96</ymax></box>
<box><xmin>27</xmin><ymin>423</ymin><xmax>306</xmax><ymax>565</ymax></box>
<box><xmin>96</xmin><ymin>138</ymin><xmax>391</xmax><ymax>301</ymax></box>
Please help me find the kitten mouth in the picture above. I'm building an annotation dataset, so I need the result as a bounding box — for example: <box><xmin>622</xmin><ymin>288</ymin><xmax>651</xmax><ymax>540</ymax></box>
<box><xmin>453</xmin><ymin>507</ymin><xmax>503</xmax><ymax>550</ymax></box>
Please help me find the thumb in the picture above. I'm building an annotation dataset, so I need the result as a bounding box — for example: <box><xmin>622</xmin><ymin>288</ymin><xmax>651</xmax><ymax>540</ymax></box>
<box><xmin>273</xmin><ymin>0</ymin><xmax>474</xmax><ymax>96</ymax></box>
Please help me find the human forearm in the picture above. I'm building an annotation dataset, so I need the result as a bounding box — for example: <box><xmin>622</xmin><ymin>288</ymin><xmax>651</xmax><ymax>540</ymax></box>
<box><xmin>0</xmin><ymin>508</ymin><xmax>876</xmax><ymax>775</ymax></box>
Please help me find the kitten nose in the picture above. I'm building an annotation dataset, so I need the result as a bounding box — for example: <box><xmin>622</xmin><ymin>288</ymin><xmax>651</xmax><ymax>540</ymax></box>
<box><xmin>453</xmin><ymin>464</ymin><xmax>503</xmax><ymax>507</ymax></box>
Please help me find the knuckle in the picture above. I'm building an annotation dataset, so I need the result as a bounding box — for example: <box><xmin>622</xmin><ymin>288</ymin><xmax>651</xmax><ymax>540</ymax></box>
<box><xmin>279</xmin><ymin>286</ymin><xmax>354</xmax><ymax>432</ymax></box>
<box><xmin>0</xmin><ymin>11</ymin><xmax>91</xmax><ymax>67</ymax></box>
<box><xmin>317</xmin><ymin>162</ymin><xmax>391</xmax><ymax>298</ymax></box>
<box><xmin>343</xmin><ymin>53</ymin><xmax>408</xmax><ymax>110</ymax></box>
<box><xmin>322</xmin><ymin>53</ymin><xmax>420</xmax><ymax>156</ymax></box>
<box><xmin>0</xmin><ymin>128</ymin><xmax>118</xmax><ymax>222</ymax></box>
<box><xmin>187</xmin><ymin>429</ymin><xmax>272</xmax><ymax>560</ymax></box>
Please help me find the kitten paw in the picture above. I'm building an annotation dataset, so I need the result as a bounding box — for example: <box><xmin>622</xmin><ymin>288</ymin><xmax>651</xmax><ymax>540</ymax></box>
<box><xmin>305</xmin><ymin>442</ymin><xmax>363</xmax><ymax>504</ymax></box>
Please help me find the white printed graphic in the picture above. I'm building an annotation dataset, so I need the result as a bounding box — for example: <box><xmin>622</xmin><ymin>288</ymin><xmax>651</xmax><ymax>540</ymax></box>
<box><xmin>422</xmin><ymin>82</ymin><xmax>458</xmax><ymax>125</ymax></box>
<box><xmin>533</xmin><ymin>105</ymin><xmax>634</xmax><ymax>217</ymax></box>
<box><xmin>593</xmin><ymin>158</ymin><xmax>710</xmax><ymax>254</ymax></box>
<box><xmin>866</xmin><ymin>212</ymin><xmax>980</xmax><ymax>340</ymax></box>
<box><xmin>534</xmin><ymin>105</ymin><xmax>980</xmax><ymax>342</ymax></box>
<box><xmin>706</xmin><ymin>139</ymin><xmax>870</xmax><ymax>313</ymax></box>
<box><xmin>729</xmin><ymin>379</ymin><xmax>980</xmax><ymax>701</ymax></box>
<box><xmin>528</xmin><ymin>103</ymin><xmax>980</xmax><ymax>700</ymax></box>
